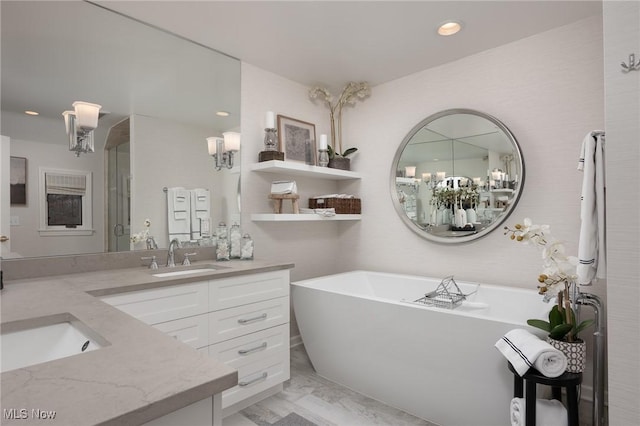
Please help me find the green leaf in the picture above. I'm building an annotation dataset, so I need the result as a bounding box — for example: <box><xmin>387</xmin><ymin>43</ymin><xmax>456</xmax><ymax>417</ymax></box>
<box><xmin>342</xmin><ymin>147</ymin><xmax>358</xmax><ymax>157</ymax></box>
<box><xmin>527</xmin><ymin>319</ymin><xmax>551</xmax><ymax>332</ymax></box>
<box><xmin>549</xmin><ymin>323</ymin><xmax>573</xmax><ymax>340</ymax></box>
<box><xmin>327</xmin><ymin>145</ymin><xmax>335</xmax><ymax>159</ymax></box>
<box><xmin>548</xmin><ymin>305</ymin><xmax>564</xmax><ymax>328</ymax></box>
<box><xmin>574</xmin><ymin>319</ymin><xmax>595</xmax><ymax>336</ymax></box>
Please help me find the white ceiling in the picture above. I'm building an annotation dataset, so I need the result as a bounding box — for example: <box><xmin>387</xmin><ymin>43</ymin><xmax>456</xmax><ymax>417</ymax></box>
<box><xmin>97</xmin><ymin>0</ymin><xmax>602</xmax><ymax>92</ymax></box>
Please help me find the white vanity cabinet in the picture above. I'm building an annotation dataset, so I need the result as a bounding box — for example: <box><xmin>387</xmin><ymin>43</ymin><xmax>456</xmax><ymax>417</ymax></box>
<box><xmin>99</xmin><ymin>281</ymin><xmax>210</xmax><ymax>350</ymax></box>
<box><xmin>100</xmin><ymin>269</ymin><xmax>291</xmax><ymax>418</ymax></box>
<box><xmin>207</xmin><ymin>271</ymin><xmax>290</xmax><ymax>412</ymax></box>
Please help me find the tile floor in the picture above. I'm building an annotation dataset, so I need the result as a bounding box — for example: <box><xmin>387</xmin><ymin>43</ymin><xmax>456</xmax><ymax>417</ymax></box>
<box><xmin>223</xmin><ymin>345</ymin><xmax>434</xmax><ymax>426</ymax></box>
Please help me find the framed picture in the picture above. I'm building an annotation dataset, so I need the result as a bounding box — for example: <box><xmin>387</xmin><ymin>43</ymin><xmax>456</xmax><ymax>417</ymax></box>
<box><xmin>10</xmin><ymin>156</ymin><xmax>27</xmax><ymax>205</ymax></box>
<box><xmin>277</xmin><ymin>115</ymin><xmax>317</xmax><ymax>165</ymax></box>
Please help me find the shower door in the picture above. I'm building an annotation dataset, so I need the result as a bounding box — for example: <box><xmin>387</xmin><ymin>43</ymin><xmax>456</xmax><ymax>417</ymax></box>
<box><xmin>107</xmin><ymin>141</ymin><xmax>131</xmax><ymax>252</ymax></box>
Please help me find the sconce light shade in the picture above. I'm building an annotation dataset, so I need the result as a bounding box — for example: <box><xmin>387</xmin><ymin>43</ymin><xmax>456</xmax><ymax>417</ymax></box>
<box><xmin>223</xmin><ymin>132</ymin><xmax>241</xmax><ymax>152</ymax></box>
<box><xmin>62</xmin><ymin>110</ymin><xmax>74</xmax><ymax>135</ymax></box>
<box><xmin>72</xmin><ymin>101</ymin><xmax>101</xmax><ymax>131</ymax></box>
<box><xmin>207</xmin><ymin>133</ymin><xmax>240</xmax><ymax>171</ymax></box>
<box><xmin>63</xmin><ymin>101</ymin><xmax>101</xmax><ymax>157</ymax></box>
<box><xmin>405</xmin><ymin>166</ymin><xmax>416</xmax><ymax>178</ymax></box>
<box><xmin>207</xmin><ymin>137</ymin><xmax>222</xmax><ymax>155</ymax></box>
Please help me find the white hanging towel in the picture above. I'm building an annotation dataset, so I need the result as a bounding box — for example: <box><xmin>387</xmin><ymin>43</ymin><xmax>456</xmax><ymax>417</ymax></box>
<box><xmin>190</xmin><ymin>188</ymin><xmax>211</xmax><ymax>240</ymax></box>
<box><xmin>167</xmin><ymin>187</ymin><xmax>191</xmax><ymax>242</ymax></box>
<box><xmin>577</xmin><ymin>131</ymin><xmax>606</xmax><ymax>285</ymax></box>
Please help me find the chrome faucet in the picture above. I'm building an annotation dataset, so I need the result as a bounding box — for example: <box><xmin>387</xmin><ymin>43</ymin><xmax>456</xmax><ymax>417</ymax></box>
<box><xmin>167</xmin><ymin>238</ymin><xmax>180</xmax><ymax>267</ymax></box>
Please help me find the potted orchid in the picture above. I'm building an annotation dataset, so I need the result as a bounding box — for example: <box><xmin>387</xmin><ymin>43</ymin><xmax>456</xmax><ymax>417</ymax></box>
<box><xmin>309</xmin><ymin>82</ymin><xmax>371</xmax><ymax>170</ymax></box>
<box><xmin>504</xmin><ymin>218</ymin><xmax>593</xmax><ymax>372</ymax></box>
<box><xmin>130</xmin><ymin>218</ymin><xmax>154</xmax><ymax>249</ymax></box>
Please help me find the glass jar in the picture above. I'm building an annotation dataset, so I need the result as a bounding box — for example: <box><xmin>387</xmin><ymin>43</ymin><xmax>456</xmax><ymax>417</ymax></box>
<box><xmin>216</xmin><ymin>222</ymin><xmax>229</xmax><ymax>261</ymax></box>
<box><xmin>229</xmin><ymin>223</ymin><xmax>242</xmax><ymax>259</ymax></box>
<box><xmin>240</xmin><ymin>234</ymin><xmax>254</xmax><ymax>260</ymax></box>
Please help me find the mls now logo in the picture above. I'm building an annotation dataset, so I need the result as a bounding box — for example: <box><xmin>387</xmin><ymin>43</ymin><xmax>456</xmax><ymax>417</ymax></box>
<box><xmin>3</xmin><ymin>409</ymin><xmax>28</xmax><ymax>419</ymax></box>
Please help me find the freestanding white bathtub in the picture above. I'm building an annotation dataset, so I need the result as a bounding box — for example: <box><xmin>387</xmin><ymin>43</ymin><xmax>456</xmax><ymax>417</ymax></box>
<box><xmin>291</xmin><ymin>271</ymin><xmax>550</xmax><ymax>426</ymax></box>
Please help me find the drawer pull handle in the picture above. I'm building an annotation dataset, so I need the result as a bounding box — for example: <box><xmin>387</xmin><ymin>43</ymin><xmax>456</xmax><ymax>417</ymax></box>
<box><xmin>239</xmin><ymin>372</ymin><xmax>268</xmax><ymax>387</ymax></box>
<box><xmin>238</xmin><ymin>342</ymin><xmax>267</xmax><ymax>355</ymax></box>
<box><xmin>237</xmin><ymin>313</ymin><xmax>267</xmax><ymax>324</ymax></box>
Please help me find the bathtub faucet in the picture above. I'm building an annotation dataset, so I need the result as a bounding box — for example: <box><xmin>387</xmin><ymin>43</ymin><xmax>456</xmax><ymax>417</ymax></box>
<box><xmin>575</xmin><ymin>288</ymin><xmax>606</xmax><ymax>426</ymax></box>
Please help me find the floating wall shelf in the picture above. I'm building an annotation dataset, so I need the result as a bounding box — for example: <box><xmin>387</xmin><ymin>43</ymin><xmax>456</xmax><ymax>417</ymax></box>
<box><xmin>251</xmin><ymin>214</ymin><xmax>361</xmax><ymax>222</ymax></box>
<box><xmin>250</xmin><ymin>160</ymin><xmax>362</xmax><ymax>180</ymax></box>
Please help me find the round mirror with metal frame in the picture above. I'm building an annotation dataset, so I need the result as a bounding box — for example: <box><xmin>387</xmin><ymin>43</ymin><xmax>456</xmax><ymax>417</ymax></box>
<box><xmin>390</xmin><ymin>109</ymin><xmax>525</xmax><ymax>243</ymax></box>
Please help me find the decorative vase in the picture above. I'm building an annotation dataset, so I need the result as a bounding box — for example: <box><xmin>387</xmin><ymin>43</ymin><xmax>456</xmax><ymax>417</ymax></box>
<box><xmin>328</xmin><ymin>157</ymin><xmax>351</xmax><ymax>171</ymax></box>
<box><xmin>547</xmin><ymin>337</ymin><xmax>587</xmax><ymax>373</ymax></box>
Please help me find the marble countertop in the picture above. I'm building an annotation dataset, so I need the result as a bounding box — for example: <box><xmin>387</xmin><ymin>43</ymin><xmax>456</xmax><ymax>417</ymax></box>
<box><xmin>0</xmin><ymin>259</ymin><xmax>294</xmax><ymax>426</ymax></box>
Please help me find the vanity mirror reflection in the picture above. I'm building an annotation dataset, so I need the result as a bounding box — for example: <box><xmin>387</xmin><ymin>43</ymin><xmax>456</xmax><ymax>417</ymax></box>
<box><xmin>1</xmin><ymin>1</ymin><xmax>241</xmax><ymax>258</ymax></box>
<box><xmin>391</xmin><ymin>109</ymin><xmax>525</xmax><ymax>243</ymax></box>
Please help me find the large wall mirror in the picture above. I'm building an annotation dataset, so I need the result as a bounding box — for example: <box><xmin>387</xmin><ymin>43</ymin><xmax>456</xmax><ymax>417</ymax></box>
<box><xmin>391</xmin><ymin>109</ymin><xmax>525</xmax><ymax>244</ymax></box>
<box><xmin>1</xmin><ymin>1</ymin><xmax>241</xmax><ymax>259</ymax></box>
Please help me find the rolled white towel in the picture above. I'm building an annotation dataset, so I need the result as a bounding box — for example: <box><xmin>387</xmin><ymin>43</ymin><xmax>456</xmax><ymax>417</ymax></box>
<box><xmin>495</xmin><ymin>329</ymin><xmax>567</xmax><ymax>377</ymax></box>
<box><xmin>510</xmin><ymin>397</ymin><xmax>568</xmax><ymax>426</ymax></box>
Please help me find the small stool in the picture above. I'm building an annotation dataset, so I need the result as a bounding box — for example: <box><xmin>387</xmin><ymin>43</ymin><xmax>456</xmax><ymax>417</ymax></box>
<box><xmin>508</xmin><ymin>362</ymin><xmax>582</xmax><ymax>426</ymax></box>
<box><xmin>268</xmin><ymin>193</ymin><xmax>300</xmax><ymax>214</ymax></box>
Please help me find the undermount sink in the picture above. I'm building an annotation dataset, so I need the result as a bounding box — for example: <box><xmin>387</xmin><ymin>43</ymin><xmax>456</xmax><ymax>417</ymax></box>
<box><xmin>1</xmin><ymin>314</ymin><xmax>108</xmax><ymax>373</ymax></box>
<box><xmin>151</xmin><ymin>263</ymin><xmax>219</xmax><ymax>278</ymax></box>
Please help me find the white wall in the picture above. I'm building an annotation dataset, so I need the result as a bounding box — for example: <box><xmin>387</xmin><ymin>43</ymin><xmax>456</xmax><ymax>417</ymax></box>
<box><xmin>603</xmin><ymin>2</ymin><xmax>640</xmax><ymax>424</ymax></box>
<box><xmin>338</xmin><ymin>16</ymin><xmax>604</xmax><ymax>289</ymax></box>
<box><xmin>8</xmin><ymin>136</ymin><xmax>105</xmax><ymax>257</ymax></box>
<box><xmin>240</xmin><ymin>63</ymin><xmax>353</xmax><ymax>282</ymax></box>
<box><xmin>130</xmin><ymin>115</ymin><xmax>228</xmax><ymax>249</ymax></box>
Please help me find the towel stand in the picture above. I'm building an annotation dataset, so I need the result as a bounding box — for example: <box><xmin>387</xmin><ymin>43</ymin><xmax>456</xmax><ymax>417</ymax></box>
<box><xmin>508</xmin><ymin>362</ymin><xmax>582</xmax><ymax>426</ymax></box>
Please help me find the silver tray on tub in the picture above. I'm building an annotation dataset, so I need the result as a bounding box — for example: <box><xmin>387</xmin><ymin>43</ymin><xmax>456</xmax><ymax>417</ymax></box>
<box><xmin>410</xmin><ymin>275</ymin><xmax>468</xmax><ymax>309</ymax></box>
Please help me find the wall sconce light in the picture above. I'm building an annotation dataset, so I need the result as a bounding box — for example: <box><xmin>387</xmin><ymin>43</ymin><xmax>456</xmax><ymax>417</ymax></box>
<box><xmin>62</xmin><ymin>101</ymin><xmax>102</xmax><ymax>157</ymax></box>
<box><xmin>207</xmin><ymin>131</ymin><xmax>241</xmax><ymax>170</ymax></box>
<box><xmin>405</xmin><ymin>166</ymin><xmax>416</xmax><ymax>178</ymax></box>
<box><xmin>424</xmin><ymin>171</ymin><xmax>447</xmax><ymax>189</ymax></box>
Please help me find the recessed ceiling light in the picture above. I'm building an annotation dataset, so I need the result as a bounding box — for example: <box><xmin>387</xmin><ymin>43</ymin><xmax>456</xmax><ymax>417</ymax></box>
<box><xmin>24</xmin><ymin>110</ymin><xmax>39</xmax><ymax>116</ymax></box>
<box><xmin>438</xmin><ymin>21</ymin><xmax>462</xmax><ymax>36</ymax></box>
<box><xmin>216</xmin><ymin>111</ymin><xmax>230</xmax><ymax>117</ymax></box>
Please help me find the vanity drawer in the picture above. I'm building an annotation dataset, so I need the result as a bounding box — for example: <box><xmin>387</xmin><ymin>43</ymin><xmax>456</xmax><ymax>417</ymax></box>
<box><xmin>209</xmin><ymin>270</ymin><xmax>289</xmax><ymax>311</ymax></box>
<box><xmin>209</xmin><ymin>297</ymin><xmax>289</xmax><ymax>344</ymax></box>
<box><xmin>153</xmin><ymin>314</ymin><xmax>209</xmax><ymax>349</ymax></box>
<box><xmin>208</xmin><ymin>324</ymin><xmax>289</xmax><ymax>367</ymax></box>
<box><xmin>220</xmin><ymin>351</ymin><xmax>290</xmax><ymax>408</ymax></box>
<box><xmin>100</xmin><ymin>282</ymin><xmax>208</xmax><ymax>325</ymax></box>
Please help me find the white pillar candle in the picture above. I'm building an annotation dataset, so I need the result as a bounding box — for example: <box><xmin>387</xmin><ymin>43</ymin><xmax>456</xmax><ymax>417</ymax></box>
<box><xmin>319</xmin><ymin>134</ymin><xmax>328</xmax><ymax>150</ymax></box>
<box><xmin>265</xmin><ymin>111</ymin><xmax>275</xmax><ymax>129</ymax></box>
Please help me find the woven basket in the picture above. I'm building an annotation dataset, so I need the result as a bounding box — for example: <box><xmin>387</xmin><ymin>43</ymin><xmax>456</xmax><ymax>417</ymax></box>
<box><xmin>309</xmin><ymin>197</ymin><xmax>361</xmax><ymax>214</ymax></box>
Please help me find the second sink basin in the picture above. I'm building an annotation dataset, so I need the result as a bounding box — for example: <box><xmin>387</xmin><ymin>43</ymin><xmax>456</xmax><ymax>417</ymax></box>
<box><xmin>151</xmin><ymin>263</ymin><xmax>219</xmax><ymax>278</ymax></box>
